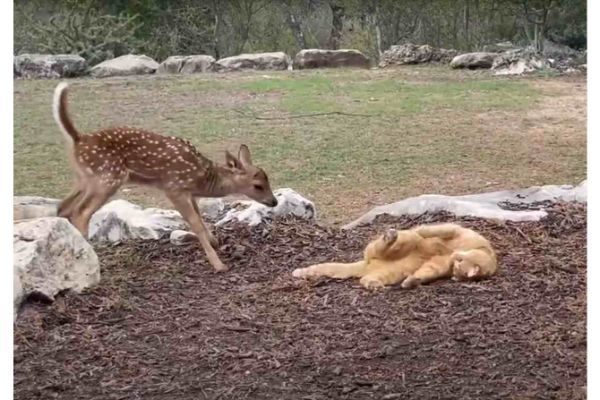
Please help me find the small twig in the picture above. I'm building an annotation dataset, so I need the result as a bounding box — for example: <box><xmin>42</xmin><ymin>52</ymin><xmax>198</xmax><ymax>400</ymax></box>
<box><xmin>233</xmin><ymin>109</ymin><xmax>375</xmax><ymax>120</ymax></box>
<box><xmin>513</xmin><ymin>226</ymin><xmax>532</xmax><ymax>243</ymax></box>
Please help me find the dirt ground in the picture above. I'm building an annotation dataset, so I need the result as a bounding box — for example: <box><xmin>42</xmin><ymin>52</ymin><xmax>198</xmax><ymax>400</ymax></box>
<box><xmin>14</xmin><ymin>201</ymin><xmax>586</xmax><ymax>399</ymax></box>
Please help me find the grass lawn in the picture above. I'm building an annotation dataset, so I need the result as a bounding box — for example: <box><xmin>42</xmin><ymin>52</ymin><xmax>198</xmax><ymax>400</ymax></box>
<box><xmin>13</xmin><ymin>66</ymin><xmax>586</xmax><ymax>223</ymax></box>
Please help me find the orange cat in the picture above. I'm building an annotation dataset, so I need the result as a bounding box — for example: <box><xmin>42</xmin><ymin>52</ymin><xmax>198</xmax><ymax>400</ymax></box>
<box><xmin>292</xmin><ymin>223</ymin><xmax>497</xmax><ymax>290</ymax></box>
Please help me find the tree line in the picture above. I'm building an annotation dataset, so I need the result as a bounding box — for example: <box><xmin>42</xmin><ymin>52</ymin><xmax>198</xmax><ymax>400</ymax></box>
<box><xmin>14</xmin><ymin>0</ymin><xmax>586</xmax><ymax>65</ymax></box>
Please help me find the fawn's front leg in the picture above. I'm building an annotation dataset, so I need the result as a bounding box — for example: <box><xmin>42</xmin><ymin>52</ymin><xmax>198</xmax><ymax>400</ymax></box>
<box><xmin>192</xmin><ymin>199</ymin><xmax>218</xmax><ymax>247</ymax></box>
<box><xmin>167</xmin><ymin>191</ymin><xmax>227</xmax><ymax>272</ymax></box>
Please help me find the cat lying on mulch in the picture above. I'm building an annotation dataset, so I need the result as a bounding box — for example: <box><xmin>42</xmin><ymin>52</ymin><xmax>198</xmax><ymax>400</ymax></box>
<box><xmin>292</xmin><ymin>223</ymin><xmax>497</xmax><ymax>290</ymax></box>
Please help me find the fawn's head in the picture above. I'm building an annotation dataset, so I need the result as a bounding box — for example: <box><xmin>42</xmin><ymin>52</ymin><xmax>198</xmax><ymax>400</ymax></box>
<box><xmin>223</xmin><ymin>145</ymin><xmax>278</xmax><ymax>207</ymax></box>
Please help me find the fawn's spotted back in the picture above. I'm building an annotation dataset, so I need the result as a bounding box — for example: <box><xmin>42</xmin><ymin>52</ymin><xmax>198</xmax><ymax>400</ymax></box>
<box><xmin>74</xmin><ymin>127</ymin><xmax>214</xmax><ymax>190</ymax></box>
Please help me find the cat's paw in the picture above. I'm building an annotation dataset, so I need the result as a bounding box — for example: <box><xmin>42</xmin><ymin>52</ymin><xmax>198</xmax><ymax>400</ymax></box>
<box><xmin>383</xmin><ymin>228</ymin><xmax>398</xmax><ymax>245</ymax></box>
<box><xmin>360</xmin><ymin>276</ymin><xmax>386</xmax><ymax>290</ymax></box>
<box><xmin>401</xmin><ymin>276</ymin><xmax>421</xmax><ymax>289</ymax></box>
<box><xmin>292</xmin><ymin>267</ymin><xmax>313</xmax><ymax>278</ymax></box>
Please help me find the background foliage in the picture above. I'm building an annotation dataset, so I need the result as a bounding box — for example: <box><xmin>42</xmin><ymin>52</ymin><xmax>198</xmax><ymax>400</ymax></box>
<box><xmin>14</xmin><ymin>0</ymin><xmax>586</xmax><ymax>65</ymax></box>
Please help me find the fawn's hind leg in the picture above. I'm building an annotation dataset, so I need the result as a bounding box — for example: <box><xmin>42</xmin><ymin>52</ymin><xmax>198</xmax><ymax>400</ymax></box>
<box><xmin>57</xmin><ymin>187</ymin><xmax>83</xmax><ymax>219</ymax></box>
<box><xmin>292</xmin><ymin>261</ymin><xmax>366</xmax><ymax>279</ymax></box>
<box><xmin>401</xmin><ymin>255</ymin><xmax>453</xmax><ymax>289</ymax></box>
<box><xmin>70</xmin><ymin>179</ymin><xmax>121</xmax><ymax>237</ymax></box>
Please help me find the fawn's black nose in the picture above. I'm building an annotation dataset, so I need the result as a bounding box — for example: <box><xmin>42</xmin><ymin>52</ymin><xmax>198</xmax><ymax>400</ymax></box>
<box><xmin>268</xmin><ymin>198</ymin><xmax>278</xmax><ymax>208</ymax></box>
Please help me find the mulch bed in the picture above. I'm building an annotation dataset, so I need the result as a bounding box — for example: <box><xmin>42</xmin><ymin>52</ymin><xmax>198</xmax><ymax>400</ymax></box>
<box><xmin>14</xmin><ymin>202</ymin><xmax>587</xmax><ymax>400</ymax></box>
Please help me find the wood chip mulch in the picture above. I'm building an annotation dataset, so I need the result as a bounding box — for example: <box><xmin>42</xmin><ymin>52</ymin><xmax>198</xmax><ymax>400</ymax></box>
<box><xmin>14</xmin><ymin>202</ymin><xmax>586</xmax><ymax>400</ymax></box>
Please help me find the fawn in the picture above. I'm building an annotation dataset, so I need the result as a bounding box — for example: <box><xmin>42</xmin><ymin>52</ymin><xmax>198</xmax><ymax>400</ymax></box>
<box><xmin>53</xmin><ymin>82</ymin><xmax>277</xmax><ymax>272</ymax></box>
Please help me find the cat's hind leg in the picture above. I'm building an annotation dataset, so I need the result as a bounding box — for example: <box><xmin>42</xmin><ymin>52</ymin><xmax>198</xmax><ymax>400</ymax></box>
<box><xmin>401</xmin><ymin>255</ymin><xmax>453</xmax><ymax>289</ymax></box>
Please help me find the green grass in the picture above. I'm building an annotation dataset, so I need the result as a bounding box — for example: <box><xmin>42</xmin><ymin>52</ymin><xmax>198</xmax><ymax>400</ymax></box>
<box><xmin>14</xmin><ymin>66</ymin><xmax>586</xmax><ymax>223</ymax></box>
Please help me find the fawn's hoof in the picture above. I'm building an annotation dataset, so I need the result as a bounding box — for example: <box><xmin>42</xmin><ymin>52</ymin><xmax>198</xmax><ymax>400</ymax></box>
<box><xmin>212</xmin><ymin>261</ymin><xmax>228</xmax><ymax>272</ymax></box>
<box><xmin>383</xmin><ymin>228</ymin><xmax>398</xmax><ymax>245</ymax></box>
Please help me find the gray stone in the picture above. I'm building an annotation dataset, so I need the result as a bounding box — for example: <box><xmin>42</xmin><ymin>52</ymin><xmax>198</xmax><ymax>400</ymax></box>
<box><xmin>196</xmin><ymin>198</ymin><xmax>227</xmax><ymax>220</ymax></box>
<box><xmin>157</xmin><ymin>55</ymin><xmax>216</xmax><ymax>74</ymax></box>
<box><xmin>450</xmin><ymin>52</ymin><xmax>498</xmax><ymax>69</ymax></box>
<box><xmin>90</xmin><ymin>54</ymin><xmax>159</xmax><ymax>78</ymax></box>
<box><xmin>170</xmin><ymin>230</ymin><xmax>197</xmax><ymax>246</ymax></box>
<box><xmin>14</xmin><ymin>217</ymin><xmax>100</xmax><ymax>314</ymax></box>
<box><xmin>491</xmin><ymin>49</ymin><xmax>550</xmax><ymax>75</ymax></box>
<box><xmin>14</xmin><ymin>54</ymin><xmax>87</xmax><ymax>79</ymax></box>
<box><xmin>89</xmin><ymin>199</ymin><xmax>188</xmax><ymax>243</ymax></box>
<box><xmin>14</xmin><ymin>196</ymin><xmax>60</xmax><ymax>221</ymax></box>
<box><xmin>216</xmin><ymin>188</ymin><xmax>316</xmax><ymax>227</ymax></box>
<box><xmin>293</xmin><ymin>49</ymin><xmax>370</xmax><ymax>69</ymax></box>
<box><xmin>379</xmin><ymin>44</ymin><xmax>458</xmax><ymax>67</ymax></box>
<box><xmin>343</xmin><ymin>181</ymin><xmax>587</xmax><ymax>230</ymax></box>
<box><xmin>216</xmin><ymin>52</ymin><xmax>291</xmax><ymax>71</ymax></box>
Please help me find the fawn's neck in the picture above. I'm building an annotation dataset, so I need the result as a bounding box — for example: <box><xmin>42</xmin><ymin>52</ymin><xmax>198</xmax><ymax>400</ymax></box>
<box><xmin>197</xmin><ymin>164</ymin><xmax>238</xmax><ymax>198</ymax></box>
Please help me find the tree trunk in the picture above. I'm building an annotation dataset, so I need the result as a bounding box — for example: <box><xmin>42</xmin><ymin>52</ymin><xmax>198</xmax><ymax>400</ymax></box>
<box><xmin>373</xmin><ymin>3</ymin><xmax>382</xmax><ymax>57</ymax></box>
<box><xmin>464</xmin><ymin>0</ymin><xmax>470</xmax><ymax>49</ymax></box>
<box><xmin>285</xmin><ymin>11</ymin><xmax>306</xmax><ymax>49</ymax></box>
<box><xmin>328</xmin><ymin>2</ymin><xmax>344</xmax><ymax>50</ymax></box>
<box><xmin>212</xmin><ymin>1</ymin><xmax>220</xmax><ymax>59</ymax></box>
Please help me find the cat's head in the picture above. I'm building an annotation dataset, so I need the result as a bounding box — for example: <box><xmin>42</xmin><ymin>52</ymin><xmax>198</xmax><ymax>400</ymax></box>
<box><xmin>451</xmin><ymin>252</ymin><xmax>482</xmax><ymax>281</ymax></box>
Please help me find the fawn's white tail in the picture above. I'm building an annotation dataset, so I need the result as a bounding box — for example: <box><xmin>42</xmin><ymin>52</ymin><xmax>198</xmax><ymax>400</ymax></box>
<box><xmin>53</xmin><ymin>82</ymin><xmax>80</xmax><ymax>145</ymax></box>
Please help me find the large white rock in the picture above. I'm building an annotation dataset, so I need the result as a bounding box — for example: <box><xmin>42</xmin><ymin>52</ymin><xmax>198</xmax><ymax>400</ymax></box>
<box><xmin>14</xmin><ymin>54</ymin><xmax>87</xmax><ymax>78</ymax></box>
<box><xmin>90</xmin><ymin>54</ymin><xmax>159</xmax><ymax>78</ymax></box>
<box><xmin>170</xmin><ymin>230</ymin><xmax>197</xmax><ymax>246</ymax></box>
<box><xmin>492</xmin><ymin>49</ymin><xmax>550</xmax><ymax>76</ymax></box>
<box><xmin>450</xmin><ymin>52</ymin><xmax>498</xmax><ymax>69</ymax></box>
<box><xmin>378</xmin><ymin>43</ymin><xmax>458</xmax><ymax>67</ymax></box>
<box><xmin>216</xmin><ymin>52</ymin><xmax>291</xmax><ymax>71</ymax></box>
<box><xmin>157</xmin><ymin>55</ymin><xmax>216</xmax><ymax>74</ymax></box>
<box><xmin>343</xmin><ymin>181</ymin><xmax>587</xmax><ymax>229</ymax></box>
<box><xmin>196</xmin><ymin>198</ymin><xmax>228</xmax><ymax>220</ymax></box>
<box><xmin>14</xmin><ymin>217</ymin><xmax>100</xmax><ymax>314</ymax></box>
<box><xmin>14</xmin><ymin>196</ymin><xmax>60</xmax><ymax>221</ymax></box>
<box><xmin>216</xmin><ymin>188</ymin><xmax>316</xmax><ymax>226</ymax></box>
<box><xmin>89</xmin><ymin>199</ymin><xmax>188</xmax><ymax>243</ymax></box>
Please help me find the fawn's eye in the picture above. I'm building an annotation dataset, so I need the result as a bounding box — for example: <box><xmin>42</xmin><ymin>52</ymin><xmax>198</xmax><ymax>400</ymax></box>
<box><xmin>253</xmin><ymin>184</ymin><xmax>264</xmax><ymax>191</ymax></box>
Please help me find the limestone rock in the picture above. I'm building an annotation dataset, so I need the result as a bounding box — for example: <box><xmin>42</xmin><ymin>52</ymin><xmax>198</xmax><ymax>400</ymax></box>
<box><xmin>157</xmin><ymin>55</ymin><xmax>216</xmax><ymax>74</ymax></box>
<box><xmin>379</xmin><ymin>44</ymin><xmax>457</xmax><ymax>67</ymax></box>
<box><xmin>170</xmin><ymin>230</ymin><xmax>197</xmax><ymax>246</ymax></box>
<box><xmin>343</xmin><ymin>181</ymin><xmax>587</xmax><ymax>229</ymax></box>
<box><xmin>216</xmin><ymin>52</ymin><xmax>291</xmax><ymax>71</ymax></box>
<box><xmin>14</xmin><ymin>217</ymin><xmax>100</xmax><ymax>314</ymax></box>
<box><xmin>14</xmin><ymin>196</ymin><xmax>60</xmax><ymax>221</ymax></box>
<box><xmin>216</xmin><ymin>188</ymin><xmax>316</xmax><ymax>226</ymax></box>
<box><xmin>89</xmin><ymin>199</ymin><xmax>188</xmax><ymax>243</ymax></box>
<box><xmin>450</xmin><ymin>52</ymin><xmax>498</xmax><ymax>69</ymax></box>
<box><xmin>293</xmin><ymin>49</ymin><xmax>369</xmax><ymax>69</ymax></box>
<box><xmin>90</xmin><ymin>54</ymin><xmax>159</xmax><ymax>78</ymax></box>
<box><xmin>14</xmin><ymin>54</ymin><xmax>87</xmax><ymax>79</ymax></box>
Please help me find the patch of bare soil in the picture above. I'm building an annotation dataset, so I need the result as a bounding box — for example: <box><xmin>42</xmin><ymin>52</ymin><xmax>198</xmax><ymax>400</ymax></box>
<box><xmin>14</xmin><ymin>202</ymin><xmax>586</xmax><ymax>400</ymax></box>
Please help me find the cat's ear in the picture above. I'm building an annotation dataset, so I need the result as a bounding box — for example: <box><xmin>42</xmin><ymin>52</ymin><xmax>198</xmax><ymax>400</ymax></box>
<box><xmin>467</xmin><ymin>265</ymin><xmax>481</xmax><ymax>278</ymax></box>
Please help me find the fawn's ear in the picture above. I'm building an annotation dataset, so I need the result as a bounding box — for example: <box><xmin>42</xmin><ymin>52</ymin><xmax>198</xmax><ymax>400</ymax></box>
<box><xmin>238</xmin><ymin>144</ymin><xmax>253</xmax><ymax>166</ymax></box>
<box><xmin>225</xmin><ymin>151</ymin><xmax>244</xmax><ymax>171</ymax></box>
